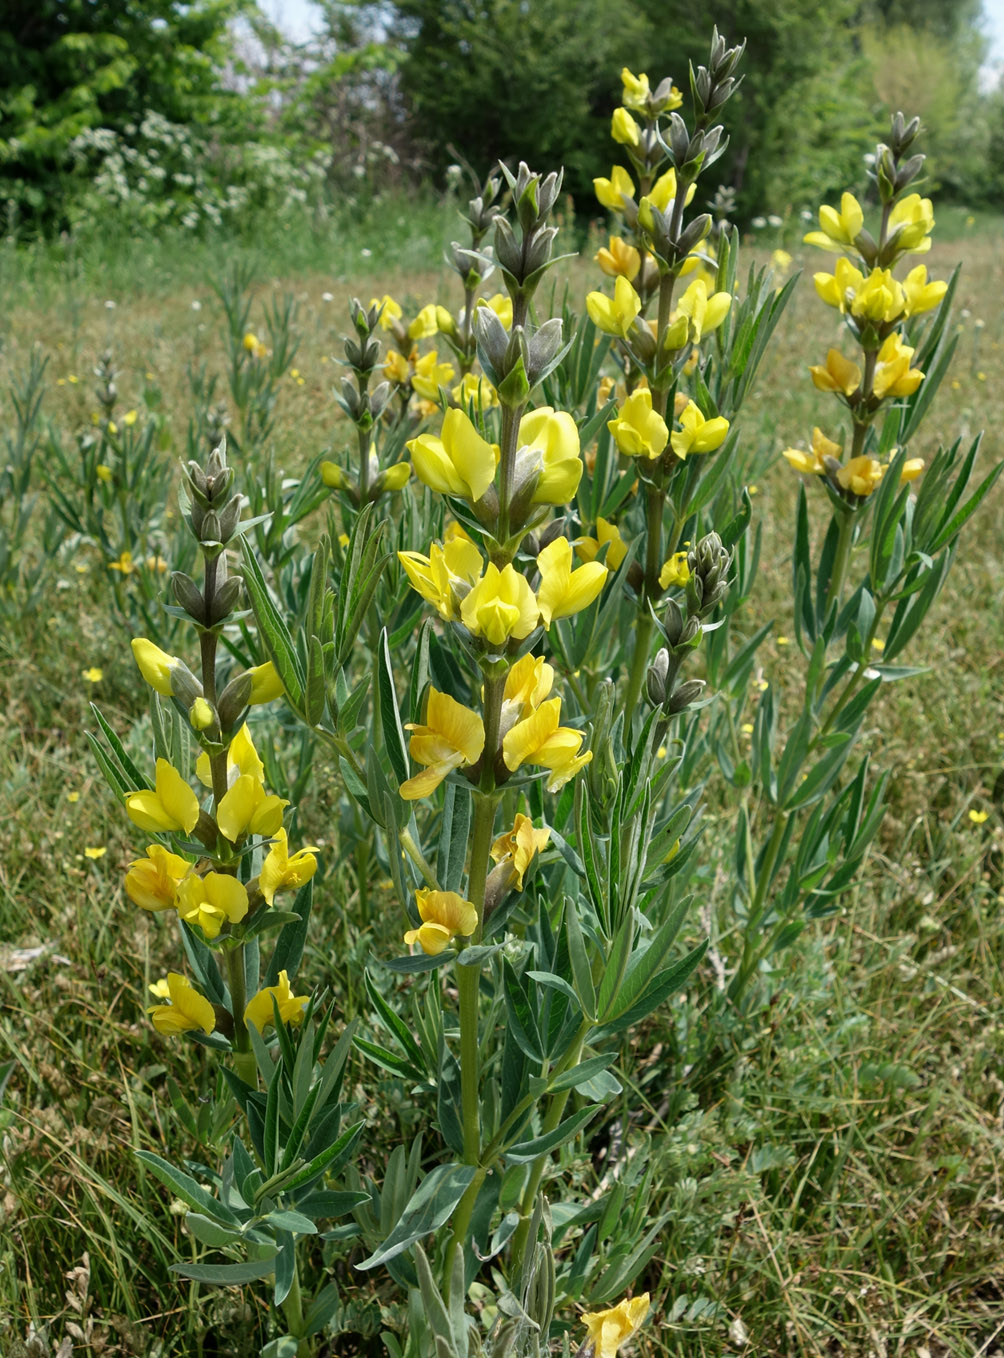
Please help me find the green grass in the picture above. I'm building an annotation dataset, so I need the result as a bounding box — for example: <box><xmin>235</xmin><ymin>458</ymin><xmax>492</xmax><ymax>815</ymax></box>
<box><xmin>1</xmin><ymin>202</ymin><xmax>1004</xmax><ymax>1357</ymax></box>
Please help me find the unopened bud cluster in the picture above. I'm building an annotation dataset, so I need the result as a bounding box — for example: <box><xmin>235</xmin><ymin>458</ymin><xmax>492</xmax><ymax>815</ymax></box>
<box><xmin>183</xmin><ymin>440</ymin><xmax>242</xmax><ymax>554</ymax></box>
<box><xmin>647</xmin><ymin>532</ymin><xmax>732</xmax><ymax>717</ymax></box>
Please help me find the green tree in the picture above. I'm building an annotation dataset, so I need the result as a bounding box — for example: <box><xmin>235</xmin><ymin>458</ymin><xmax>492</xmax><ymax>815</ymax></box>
<box><xmin>0</xmin><ymin>0</ymin><xmax>249</xmax><ymax>231</ymax></box>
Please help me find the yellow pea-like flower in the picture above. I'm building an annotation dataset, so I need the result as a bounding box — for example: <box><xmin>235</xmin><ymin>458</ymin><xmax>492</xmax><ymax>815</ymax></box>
<box><xmin>125</xmin><ymin>844</ymin><xmax>194</xmax><ymax>912</ymax></box>
<box><xmin>671</xmin><ymin>401</ymin><xmax>730</xmax><ymax>458</ymax></box>
<box><xmin>383</xmin><ymin>349</ymin><xmax>411</xmax><ymax>385</ymax></box>
<box><xmin>581</xmin><ymin>1293</ymin><xmax>650</xmax><ymax>1358</ymax></box>
<box><xmin>576</xmin><ymin>517</ymin><xmax>628</xmax><ymax>571</ymax></box>
<box><xmin>245</xmin><ymin>969</ymin><xmax>309</xmax><ymax>1033</ymax></box>
<box><xmin>872</xmin><ymin>333</ymin><xmax>924</xmax><ymax>400</ymax></box>
<box><xmin>411</xmin><ymin>348</ymin><xmax>456</xmax><ymax>401</ymax></box>
<box><xmin>659</xmin><ymin>552</ymin><xmax>691</xmax><ymax>591</ymax></box>
<box><xmin>130</xmin><ymin>637</ymin><xmax>182</xmax><ymax>697</ymax></box>
<box><xmin>148</xmin><ymin>972</ymin><xmax>216</xmax><ymax>1036</ymax></box>
<box><xmin>371</xmin><ymin>295</ymin><xmax>402</xmax><ymax>329</ymax></box>
<box><xmin>407</xmin><ymin>303</ymin><xmax>440</xmax><ymax>340</ymax></box>
<box><xmin>809</xmin><ymin>349</ymin><xmax>862</xmax><ymax>397</ymax></box>
<box><xmin>408</xmin><ymin>407</ymin><xmax>499</xmax><ymax>502</ymax></box>
<box><xmin>126</xmin><ymin>758</ymin><xmax>200</xmax><ymax>835</ymax></box>
<box><xmin>502</xmin><ymin>697</ymin><xmax>593</xmax><ymax>792</ymax></box>
<box><xmin>607</xmin><ymin>388</ymin><xmax>669</xmax><ymax>459</ymax></box>
<box><xmin>490</xmin><ymin>814</ymin><xmax>551</xmax><ymax>890</ymax></box>
<box><xmin>586</xmin><ymin>275</ymin><xmax>642</xmax><ymax>339</ymax></box>
<box><xmin>176</xmin><ymin>871</ymin><xmax>249</xmax><ymax>940</ymax></box>
<box><xmin>902</xmin><ymin>265</ymin><xmax>947</xmax><ymax>317</ymax></box>
<box><xmin>620</xmin><ymin>68</ymin><xmax>650</xmax><ymax>111</ymax></box>
<box><xmin>475</xmin><ymin>292</ymin><xmax>513</xmax><ymax>330</ymax></box>
<box><xmin>501</xmin><ymin>653</ymin><xmax>555</xmax><ymax>724</ymax></box>
<box><xmin>248</xmin><ymin>661</ymin><xmax>284</xmax><ymax>704</ymax></box>
<box><xmin>837</xmin><ymin>455</ymin><xmax>885</xmax><ymax>498</ymax></box>
<box><xmin>803</xmin><ymin>191</ymin><xmax>864</xmax><ymax>253</ymax></box>
<box><xmin>676</xmin><ymin>277</ymin><xmax>732</xmax><ymax>343</ymax></box>
<box><xmin>259</xmin><ymin>828</ymin><xmax>318</xmax><ymax>906</ymax></box>
<box><xmin>461</xmin><ymin>563</ymin><xmax>539</xmax><ymax>646</ymax></box>
<box><xmin>593</xmin><ymin>165</ymin><xmax>635</xmax><ymax>212</ymax></box>
<box><xmin>217</xmin><ymin>772</ymin><xmax>288</xmax><ymax>844</ymax></box>
<box><xmin>637</xmin><ymin>167</ymin><xmax>697</xmax><ymax>233</ymax></box>
<box><xmin>535</xmin><ymin>537</ymin><xmax>608</xmax><ymax>628</ymax></box>
<box><xmin>404</xmin><ymin>889</ymin><xmax>478</xmax><ymax>955</ymax></box>
<box><xmin>781</xmin><ymin>426</ymin><xmax>841</xmax><ymax>475</ymax></box>
<box><xmin>611</xmin><ymin>107</ymin><xmax>641</xmax><ymax>147</ymax></box>
<box><xmin>398</xmin><ymin>534</ymin><xmax>483</xmax><ymax>622</ymax></box>
<box><xmin>514</xmin><ymin>406</ymin><xmax>583</xmax><ymax>506</ymax></box>
<box><xmin>595</xmin><ymin>236</ymin><xmax>641</xmax><ymax>282</ymax></box>
<box><xmin>452</xmin><ymin>372</ymin><xmax>498</xmax><ymax>409</ymax></box>
<box><xmin>888</xmin><ymin>193</ymin><xmax>935</xmax><ymax>254</ymax></box>
<box><xmin>400</xmin><ymin>689</ymin><xmax>485</xmax><ymax>800</ymax></box>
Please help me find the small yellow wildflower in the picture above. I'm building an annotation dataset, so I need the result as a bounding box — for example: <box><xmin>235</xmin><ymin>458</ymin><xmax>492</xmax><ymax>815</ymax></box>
<box><xmin>84</xmin><ymin>846</ymin><xmax>107</xmax><ymax>860</ymax></box>
<box><xmin>82</xmin><ymin>667</ymin><xmax>104</xmax><ymax>683</ymax></box>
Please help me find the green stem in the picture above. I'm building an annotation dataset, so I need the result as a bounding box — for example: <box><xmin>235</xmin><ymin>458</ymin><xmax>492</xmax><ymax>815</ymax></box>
<box><xmin>281</xmin><ymin>1256</ymin><xmax>311</xmax><ymax>1357</ymax></box>
<box><xmin>508</xmin><ymin>1031</ymin><xmax>587</xmax><ymax>1277</ymax></box>
<box><xmin>822</xmin><ymin>507</ymin><xmax>855</xmax><ymax>626</ymax></box>
<box><xmin>224</xmin><ymin>946</ymin><xmax>256</xmax><ymax>1085</ymax></box>
<box><xmin>728</xmin><ymin>811</ymin><xmax>789</xmax><ymax>1005</ymax></box>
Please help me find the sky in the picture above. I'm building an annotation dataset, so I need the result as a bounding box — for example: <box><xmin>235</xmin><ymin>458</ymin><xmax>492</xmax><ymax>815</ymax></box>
<box><xmin>262</xmin><ymin>0</ymin><xmax>1004</xmax><ymax>72</ymax></box>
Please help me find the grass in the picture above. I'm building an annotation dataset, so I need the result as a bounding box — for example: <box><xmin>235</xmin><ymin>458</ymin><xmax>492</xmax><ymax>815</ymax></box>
<box><xmin>1</xmin><ymin>196</ymin><xmax>1004</xmax><ymax>1357</ymax></box>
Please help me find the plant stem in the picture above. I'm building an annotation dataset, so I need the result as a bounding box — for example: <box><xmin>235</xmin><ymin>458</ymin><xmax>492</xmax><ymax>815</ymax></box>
<box><xmin>728</xmin><ymin>809</ymin><xmax>789</xmax><ymax>1005</ymax></box>
<box><xmin>282</xmin><ymin>1257</ymin><xmax>311</xmax><ymax>1357</ymax></box>
<box><xmin>224</xmin><ymin>947</ymin><xmax>256</xmax><ymax>1086</ymax></box>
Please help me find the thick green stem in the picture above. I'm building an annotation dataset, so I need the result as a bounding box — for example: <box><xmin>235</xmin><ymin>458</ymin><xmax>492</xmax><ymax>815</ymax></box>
<box><xmin>282</xmin><ymin>1258</ymin><xmax>311</xmax><ymax>1357</ymax></box>
<box><xmin>224</xmin><ymin>947</ymin><xmax>256</xmax><ymax>1085</ymax></box>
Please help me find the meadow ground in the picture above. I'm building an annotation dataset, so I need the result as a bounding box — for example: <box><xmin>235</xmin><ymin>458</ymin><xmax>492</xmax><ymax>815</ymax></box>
<box><xmin>0</xmin><ymin>199</ymin><xmax>1003</xmax><ymax>1357</ymax></box>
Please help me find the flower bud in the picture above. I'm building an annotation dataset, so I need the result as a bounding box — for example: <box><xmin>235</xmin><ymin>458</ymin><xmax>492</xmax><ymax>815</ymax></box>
<box><xmin>170</xmin><ymin>664</ymin><xmax>204</xmax><ymax>710</ymax></box>
<box><xmin>217</xmin><ymin>671</ymin><xmax>253</xmax><ymax>729</ymax></box>
<box><xmin>686</xmin><ymin>532</ymin><xmax>731</xmax><ymax>617</ymax></box>
<box><xmin>210</xmin><ymin>575</ymin><xmax>243</xmax><ymax>624</ymax></box>
<box><xmin>667</xmin><ymin>678</ymin><xmax>705</xmax><ymax>715</ymax></box>
<box><xmin>199</xmin><ymin>510</ymin><xmax>222</xmax><ymax>546</ymax></box>
<box><xmin>217</xmin><ymin>494</ymin><xmax>242</xmax><ymax>543</ymax></box>
<box><xmin>171</xmin><ymin>571</ymin><xmax>205</xmax><ymax>623</ymax></box>
<box><xmin>189</xmin><ymin>697</ymin><xmax>217</xmax><ymax>732</ymax></box>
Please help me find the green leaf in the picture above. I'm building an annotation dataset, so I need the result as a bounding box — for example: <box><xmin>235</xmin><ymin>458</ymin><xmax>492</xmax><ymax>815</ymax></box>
<box><xmin>356</xmin><ymin>1163</ymin><xmax>478</xmax><ymax>1270</ymax></box>
<box><xmin>503</xmin><ymin>960</ymin><xmax>545</xmax><ymax>1063</ymax></box>
<box><xmin>261</xmin><ymin>1209</ymin><xmax>317</xmax><ymax>1235</ymax></box>
<box><xmin>240</xmin><ymin>544</ymin><xmax>305</xmax><ymax>706</ymax></box>
<box><xmin>547</xmin><ymin>1053</ymin><xmax>617</xmax><ymax>1093</ymax></box>
<box><xmin>378</xmin><ymin>627</ymin><xmax>410</xmax><ymax>787</ymax></box>
<box><xmin>505</xmin><ymin>1105</ymin><xmax>602</xmax><ymax>1162</ymax></box>
<box><xmin>136</xmin><ymin>1150</ymin><xmax>239</xmax><ymax>1224</ymax></box>
<box><xmin>593</xmin><ymin>940</ymin><xmax>708</xmax><ymax>1039</ymax></box>
<box><xmin>172</xmin><ymin>1257</ymin><xmax>277</xmax><ymax>1285</ymax></box>
<box><xmin>264</xmin><ymin>879</ymin><xmax>313</xmax><ymax>989</ymax></box>
<box><xmin>185</xmin><ymin>1212</ymin><xmax>243</xmax><ymax>1247</ymax></box>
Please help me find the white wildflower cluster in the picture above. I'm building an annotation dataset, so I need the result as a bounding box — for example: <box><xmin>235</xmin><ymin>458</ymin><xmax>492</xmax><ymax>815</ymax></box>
<box><xmin>69</xmin><ymin>114</ymin><xmax>329</xmax><ymax>233</ymax></box>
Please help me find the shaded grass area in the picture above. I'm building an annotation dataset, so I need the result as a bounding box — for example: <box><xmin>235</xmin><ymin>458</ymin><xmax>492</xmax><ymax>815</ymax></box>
<box><xmin>1</xmin><ymin>206</ymin><xmax>1003</xmax><ymax>1355</ymax></box>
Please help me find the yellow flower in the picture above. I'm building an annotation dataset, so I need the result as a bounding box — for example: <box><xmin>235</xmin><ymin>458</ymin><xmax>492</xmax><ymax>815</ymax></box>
<box><xmin>384</xmin><ymin>349</ymin><xmax>411</xmax><ymax>384</ymax></box>
<box><xmin>196</xmin><ymin>723</ymin><xmax>264</xmax><ymax>789</ymax></box>
<box><xmin>189</xmin><ymin>699</ymin><xmax>211</xmax><ymax>731</ymax></box>
<box><xmin>461</xmin><ymin>564</ymin><xmax>539</xmax><ymax>646</ymax></box>
<box><xmin>501</xmin><ymin>653</ymin><xmax>555</xmax><ymax>724</ymax></box>
<box><xmin>248</xmin><ymin>660</ymin><xmax>284</xmax><ymax>704</ymax></box>
<box><xmin>851</xmin><ymin>267</ymin><xmax>906</xmax><ymax>324</ymax></box>
<box><xmin>676</xmin><ymin>277</ymin><xmax>732</xmax><ymax>343</ymax></box>
<box><xmin>452</xmin><ymin>372</ymin><xmax>498</xmax><ymax>409</ymax></box>
<box><xmin>872</xmin><ymin>333</ymin><xmax>924</xmax><ymax>400</ymax></box>
<box><xmin>411</xmin><ymin>348</ymin><xmax>456</xmax><ymax>401</ymax></box>
<box><xmin>400</xmin><ymin>689</ymin><xmax>485</xmax><ymax>800</ymax></box>
<box><xmin>771</xmin><ymin>248</ymin><xmax>793</xmax><ymax>277</ymax></box>
<box><xmin>404</xmin><ymin>889</ymin><xmax>478</xmax><ymax>955</ymax></box>
<box><xmin>131</xmin><ymin>637</ymin><xmax>182</xmax><ymax>697</ymax></box>
<box><xmin>586</xmin><ymin>276</ymin><xmax>642</xmax><ymax>339</ymax></box>
<box><xmin>176</xmin><ymin>871</ymin><xmax>249</xmax><ymax>940</ymax></box>
<box><xmin>321</xmin><ymin>461</ymin><xmax>349</xmax><ymax>490</ymax></box>
<box><xmin>576</xmin><ymin>517</ymin><xmax>628</xmax><ymax>570</ymax></box>
<box><xmin>502</xmin><ymin>697</ymin><xmax>592</xmax><ymax>792</ymax></box>
<box><xmin>781</xmin><ymin>426</ymin><xmax>841</xmax><ymax>475</ymax></box>
<box><xmin>148</xmin><ymin>972</ymin><xmax>215</xmax><ymax>1036</ymax></box>
<box><xmin>514</xmin><ymin>407</ymin><xmax>583</xmax><ymax>505</ymax></box>
<box><xmin>581</xmin><ymin>1293</ymin><xmax>650</xmax><ymax>1358</ymax></box>
<box><xmin>399</xmin><ymin>534</ymin><xmax>483</xmax><ymax>622</ymax></box>
<box><xmin>607</xmin><ymin>388</ymin><xmax>668</xmax><ymax>459</ymax></box>
<box><xmin>900</xmin><ymin>457</ymin><xmax>925</xmax><ymax>483</ymax></box>
<box><xmin>637</xmin><ymin>166</ymin><xmax>697</xmax><ymax>234</ymax></box>
<box><xmin>535</xmin><ymin>537</ymin><xmax>608</xmax><ymax>628</ymax></box>
<box><xmin>245</xmin><ymin>969</ymin><xmax>309</xmax><ymax>1033</ymax></box>
<box><xmin>408</xmin><ymin>407</ymin><xmax>499</xmax><ymax>502</ymax></box>
<box><xmin>84</xmin><ymin>846</ymin><xmax>107</xmax><ymax>860</ymax></box>
<box><xmin>408</xmin><ymin>303</ymin><xmax>440</xmax><ymax>340</ymax></box>
<box><xmin>888</xmin><ymin>193</ymin><xmax>934</xmax><ymax>254</ymax></box>
<box><xmin>671</xmin><ymin>401</ymin><xmax>730</xmax><ymax>458</ymax></box>
<box><xmin>837</xmin><ymin>456</ymin><xmax>884</xmax><ymax>498</ymax></box>
<box><xmin>803</xmin><ymin>191</ymin><xmax>864</xmax><ymax>253</ymax></box>
<box><xmin>902</xmin><ymin>265</ymin><xmax>947</xmax><ymax>317</ymax></box>
<box><xmin>123</xmin><ymin>409</ymin><xmax>138</xmax><ymax>427</ymax></box>
<box><xmin>611</xmin><ymin>107</ymin><xmax>641</xmax><ymax>147</ymax></box>
<box><xmin>593</xmin><ymin>165</ymin><xmax>635</xmax><ymax>211</ymax></box>
<box><xmin>809</xmin><ymin>349</ymin><xmax>861</xmax><ymax>397</ymax></box>
<box><xmin>476</xmin><ymin>293</ymin><xmax>514</xmax><ymax>330</ymax></box>
<box><xmin>620</xmin><ymin>68</ymin><xmax>650</xmax><ymax>110</ymax></box>
<box><xmin>490</xmin><ymin>814</ymin><xmax>550</xmax><ymax>890</ymax></box>
<box><xmin>96</xmin><ymin>464</ymin><xmax>113</xmax><ymax>483</ymax></box>
<box><xmin>217</xmin><ymin>772</ymin><xmax>287</xmax><ymax>844</ymax></box>
<box><xmin>108</xmin><ymin>550</ymin><xmax>135</xmax><ymax>574</ymax></box>
<box><xmin>380</xmin><ymin>462</ymin><xmax>412</xmax><ymax>491</ymax></box>
<box><xmin>596</xmin><ymin>236</ymin><xmax>641</xmax><ymax>282</ymax></box>
<box><xmin>968</xmin><ymin>809</ymin><xmax>989</xmax><ymax>824</ymax></box>
<box><xmin>259</xmin><ymin>828</ymin><xmax>318</xmax><ymax>906</ymax></box>
<box><xmin>82</xmin><ymin>666</ymin><xmax>103</xmax><ymax>683</ymax></box>
<box><xmin>126</xmin><ymin>758</ymin><xmax>200</xmax><ymax>835</ymax></box>
<box><xmin>371</xmin><ymin>295</ymin><xmax>402</xmax><ymax>329</ymax></box>
<box><xmin>125</xmin><ymin>844</ymin><xmax>193</xmax><ymax>912</ymax></box>
<box><xmin>659</xmin><ymin>551</ymin><xmax>691</xmax><ymax>590</ymax></box>
<box><xmin>242</xmin><ymin>331</ymin><xmax>260</xmax><ymax>352</ymax></box>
